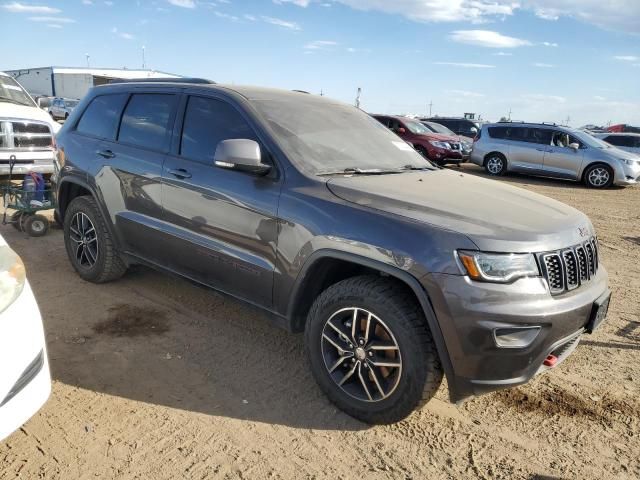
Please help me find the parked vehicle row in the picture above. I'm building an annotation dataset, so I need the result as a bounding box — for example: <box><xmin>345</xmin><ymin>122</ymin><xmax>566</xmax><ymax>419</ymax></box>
<box><xmin>470</xmin><ymin>122</ymin><xmax>640</xmax><ymax>188</ymax></box>
<box><xmin>594</xmin><ymin>132</ymin><xmax>640</xmax><ymax>154</ymax></box>
<box><xmin>52</xmin><ymin>79</ymin><xmax>611</xmax><ymax>424</ymax></box>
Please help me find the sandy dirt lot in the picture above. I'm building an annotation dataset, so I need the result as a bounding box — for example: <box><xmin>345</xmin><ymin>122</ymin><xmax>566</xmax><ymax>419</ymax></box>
<box><xmin>1</xmin><ymin>165</ymin><xmax>639</xmax><ymax>480</ymax></box>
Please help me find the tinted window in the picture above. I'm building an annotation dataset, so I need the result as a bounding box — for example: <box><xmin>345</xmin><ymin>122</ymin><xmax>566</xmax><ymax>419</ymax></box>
<box><xmin>437</xmin><ymin>119</ymin><xmax>458</xmax><ymax>131</ymax></box>
<box><xmin>118</xmin><ymin>94</ymin><xmax>177</xmax><ymax>150</ymax></box>
<box><xmin>180</xmin><ymin>96</ymin><xmax>257</xmax><ymax>164</ymax></box>
<box><xmin>76</xmin><ymin>93</ymin><xmax>128</xmax><ymax>140</ymax></box>
<box><xmin>604</xmin><ymin>136</ymin><xmax>632</xmax><ymax>147</ymax></box>
<box><xmin>509</xmin><ymin>127</ymin><xmax>552</xmax><ymax>144</ymax></box>
<box><xmin>373</xmin><ymin>116</ymin><xmax>389</xmax><ymax>128</ymax></box>
<box><xmin>488</xmin><ymin>126</ymin><xmax>509</xmax><ymax>139</ymax></box>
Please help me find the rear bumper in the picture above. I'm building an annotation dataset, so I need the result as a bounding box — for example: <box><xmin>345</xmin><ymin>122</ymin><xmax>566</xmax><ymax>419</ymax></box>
<box><xmin>0</xmin><ymin>281</ymin><xmax>51</xmax><ymax>441</ymax></box>
<box><xmin>422</xmin><ymin>268</ymin><xmax>609</xmax><ymax>402</ymax></box>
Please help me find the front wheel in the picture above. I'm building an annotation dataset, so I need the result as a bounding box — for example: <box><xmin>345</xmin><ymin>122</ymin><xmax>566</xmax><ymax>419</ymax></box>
<box><xmin>485</xmin><ymin>153</ymin><xmax>507</xmax><ymax>175</ymax></box>
<box><xmin>63</xmin><ymin>196</ymin><xmax>127</xmax><ymax>283</ymax></box>
<box><xmin>305</xmin><ymin>276</ymin><xmax>443</xmax><ymax>424</ymax></box>
<box><xmin>584</xmin><ymin>164</ymin><xmax>613</xmax><ymax>188</ymax></box>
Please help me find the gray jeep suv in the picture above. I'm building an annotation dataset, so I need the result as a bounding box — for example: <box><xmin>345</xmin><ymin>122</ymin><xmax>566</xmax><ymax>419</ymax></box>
<box><xmin>53</xmin><ymin>81</ymin><xmax>610</xmax><ymax>424</ymax></box>
<box><xmin>470</xmin><ymin>122</ymin><xmax>640</xmax><ymax>188</ymax></box>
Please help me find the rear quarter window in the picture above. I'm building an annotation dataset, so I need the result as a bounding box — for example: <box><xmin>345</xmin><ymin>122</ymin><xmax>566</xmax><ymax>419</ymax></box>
<box><xmin>76</xmin><ymin>94</ymin><xmax>128</xmax><ymax>140</ymax></box>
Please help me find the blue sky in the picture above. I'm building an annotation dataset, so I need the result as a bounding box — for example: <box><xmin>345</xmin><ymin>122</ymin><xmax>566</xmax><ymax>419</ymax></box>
<box><xmin>3</xmin><ymin>0</ymin><xmax>640</xmax><ymax>126</ymax></box>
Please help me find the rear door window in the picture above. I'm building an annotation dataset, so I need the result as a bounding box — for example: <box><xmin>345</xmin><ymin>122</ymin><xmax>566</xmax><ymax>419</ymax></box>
<box><xmin>118</xmin><ymin>94</ymin><xmax>178</xmax><ymax>151</ymax></box>
<box><xmin>76</xmin><ymin>93</ymin><xmax>128</xmax><ymax>140</ymax></box>
<box><xmin>180</xmin><ymin>96</ymin><xmax>258</xmax><ymax>164</ymax></box>
<box><xmin>488</xmin><ymin>126</ymin><xmax>508</xmax><ymax>139</ymax></box>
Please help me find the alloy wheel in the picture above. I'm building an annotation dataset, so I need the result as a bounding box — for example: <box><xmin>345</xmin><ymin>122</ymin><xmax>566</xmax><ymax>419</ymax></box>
<box><xmin>321</xmin><ymin>307</ymin><xmax>402</xmax><ymax>402</ymax></box>
<box><xmin>69</xmin><ymin>212</ymin><xmax>99</xmax><ymax>268</ymax></box>
<box><xmin>486</xmin><ymin>156</ymin><xmax>503</xmax><ymax>174</ymax></box>
<box><xmin>588</xmin><ymin>167</ymin><xmax>610</xmax><ymax>187</ymax></box>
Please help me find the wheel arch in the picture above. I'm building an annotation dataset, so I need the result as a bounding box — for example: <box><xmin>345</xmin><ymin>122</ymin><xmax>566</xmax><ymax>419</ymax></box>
<box><xmin>286</xmin><ymin>249</ymin><xmax>455</xmax><ymax>391</ymax></box>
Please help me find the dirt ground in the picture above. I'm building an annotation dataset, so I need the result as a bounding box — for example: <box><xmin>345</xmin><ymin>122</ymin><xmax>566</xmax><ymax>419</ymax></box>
<box><xmin>1</xmin><ymin>164</ymin><xmax>639</xmax><ymax>480</ymax></box>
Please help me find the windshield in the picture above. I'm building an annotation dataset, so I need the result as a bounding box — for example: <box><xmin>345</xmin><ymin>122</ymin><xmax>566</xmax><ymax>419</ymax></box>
<box><xmin>404</xmin><ymin>120</ymin><xmax>431</xmax><ymax>135</ymax></box>
<box><xmin>423</xmin><ymin>121</ymin><xmax>455</xmax><ymax>136</ymax></box>
<box><xmin>67</xmin><ymin>100</ymin><xmax>79</xmax><ymax>107</ymax></box>
<box><xmin>571</xmin><ymin>129</ymin><xmax>612</xmax><ymax>149</ymax></box>
<box><xmin>253</xmin><ymin>98</ymin><xmax>432</xmax><ymax>175</ymax></box>
<box><xmin>0</xmin><ymin>75</ymin><xmax>36</xmax><ymax>107</ymax></box>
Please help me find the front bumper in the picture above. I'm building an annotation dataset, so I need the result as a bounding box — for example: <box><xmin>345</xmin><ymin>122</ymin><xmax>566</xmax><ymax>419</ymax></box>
<box><xmin>423</xmin><ymin>266</ymin><xmax>609</xmax><ymax>402</ymax></box>
<box><xmin>0</xmin><ymin>150</ymin><xmax>55</xmax><ymax>176</ymax></box>
<box><xmin>0</xmin><ymin>281</ymin><xmax>51</xmax><ymax>441</ymax></box>
<box><xmin>613</xmin><ymin>162</ymin><xmax>640</xmax><ymax>186</ymax></box>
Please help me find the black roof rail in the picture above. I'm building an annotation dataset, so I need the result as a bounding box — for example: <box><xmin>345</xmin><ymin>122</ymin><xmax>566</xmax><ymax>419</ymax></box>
<box><xmin>541</xmin><ymin>121</ymin><xmax>557</xmax><ymax>126</ymax></box>
<box><xmin>292</xmin><ymin>89</ymin><xmax>310</xmax><ymax>94</ymax></box>
<box><xmin>108</xmin><ymin>77</ymin><xmax>216</xmax><ymax>85</ymax></box>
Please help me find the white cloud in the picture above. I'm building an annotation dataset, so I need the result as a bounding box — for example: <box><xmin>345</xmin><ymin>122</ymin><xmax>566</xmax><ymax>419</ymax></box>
<box><xmin>278</xmin><ymin>1</ymin><xmax>640</xmax><ymax>34</ymax></box>
<box><xmin>450</xmin><ymin>30</ymin><xmax>531</xmax><ymax>48</ymax></box>
<box><xmin>82</xmin><ymin>0</ymin><xmax>93</xmax><ymax>4</ymax></box>
<box><xmin>542</xmin><ymin>41</ymin><xmax>558</xmax><ymax>47</ymax></box>
<box><xmin>522</xmin><ymin>93</ymin><xmax>566</xmax><ymax>103</ymax></box>
<box><xmin>111</xmin><ymin>27</ymin><xmax>135</xmax><ymax>40</ymax></box>
<box><xmin>434</xmin><ymin>62</ymin><xmax>496</xmax><ymax>68</ymax></box>
<box><xmin>46</xmin><ymin>23</ymin><xmax>62</xmax><ymax>28</ymax></box>
<box><xmin>262</xmin><ymin>16</ymin><xmax>301</xmax><ymax>30</ymax></box>
<box><xmin>493</xmin><ymin>51</ymin><xmax>513</xmax><ymax>56</ymax></box>
<box><xmin>446</xmin><ymin>89</ymin><xmax>485</xmax><ymax>98</ymax></box>
<box><xmin>304</xmin><ymin>40</ymin><xmax>337</xmax><ymax>50</ymax></box>
<box><xmin>243</xmin><ymin>14</ymin><xmax>257</xmax><ymax>21</ymax></box>
<box><xmin>1</xmin><ymin>2</ymin><xmax>60</xmax><ymax>13</ymax></box>
<box><xmin>533</xmin><ymin>62</ymin><xmax>554</xmax><ymax>67</ymax></box>
<box><xmin>614</xmin><ymin>55</ymin><xmax>639</xmax><ymax>62</ymax></box>
<box><xmin>593</xmin><ymin>96</ymin><xmax>606</xmax><ymax>101</ymax></box>
<box><xmin>214</xmin><ymin>11</ymin><xmax>238</xmax><ymax>21</ymax></box>
<box><xmin>167</xmin><ymin>0</ymin><xmax>195</xmax><ymax>8</ymax></box>
<box><xmin>29</xmin><ymin>16</ymin><xmax>75</xmax><ymax>23</ymax></box>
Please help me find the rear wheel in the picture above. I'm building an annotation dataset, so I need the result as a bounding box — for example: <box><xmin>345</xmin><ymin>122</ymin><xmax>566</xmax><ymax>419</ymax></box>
<box><xmin>305</xmin><ymin>275</ymin><xmax>443</xmax><ymax>424</ymax></box>
<box><xmin>584</xmin><ymin>164</ymin><xmax>613</xmax><ymax>188</ymax></box>
<box><xmin>63</xmin><ymin>196</ymin><xmax>127</xmax><ymax>283</ymax></box>
<box><xmin>485</xmin><ymin>153</ymin><xmax>507</xmax><ymax>175</ymax></box>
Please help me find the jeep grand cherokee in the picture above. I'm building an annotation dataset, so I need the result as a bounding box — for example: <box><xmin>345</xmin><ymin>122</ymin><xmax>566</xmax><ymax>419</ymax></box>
<box><xmin>53</xmin><ymin>80</ymin><xmax>610</xmax><ymax>424</ymax></box>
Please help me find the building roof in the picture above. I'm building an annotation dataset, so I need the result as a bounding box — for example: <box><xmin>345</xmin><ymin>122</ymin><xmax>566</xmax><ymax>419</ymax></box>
<box><xmin>5</xmin><ymin>66</ymin><xmax>181</xmax><ymax>79</ymax></box>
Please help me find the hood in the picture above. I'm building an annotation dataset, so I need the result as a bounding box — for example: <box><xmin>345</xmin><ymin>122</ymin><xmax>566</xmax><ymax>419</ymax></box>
<box><xmin>415</xmin><ymin>132</ymin><xmax>459</xmax><ymax>142</ymax></box>
<box><xmin>605</xmin><ymin>146</ymin><xmax>640</xmax><ymax>160</ymax></box>
<box><xmin>0</xmin><ymin>102</ymin><xmax>60</xmax><ymax>132</ymax></box>
<box><xmin>327</xmin><ymin>169</ymin><xmax>593</xmax><ymax>252</ymax></box>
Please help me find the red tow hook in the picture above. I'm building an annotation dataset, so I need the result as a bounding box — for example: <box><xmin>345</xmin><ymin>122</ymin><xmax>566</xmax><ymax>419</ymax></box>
<box><xmin>543</xmin><ymin>354</ymin><xmax>558</xmax><ymax>367</ymax></box>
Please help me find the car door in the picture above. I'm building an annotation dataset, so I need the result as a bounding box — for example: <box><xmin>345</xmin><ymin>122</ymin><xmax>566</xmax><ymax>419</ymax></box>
<box><xmin>161</xmin><ymin>94</ymin><xmax>281</xmax><ymax>308</ymax></box>
<box><xmin>504</xmin><ymin>127</ymin><xmax>548</xmax><ymax>173</ymax></box>
<box><xmin>542</xmin><ymin>131</ymin><xmax>585</xmax><ymax>179</ymax></box>
<box><xmin>91</xmin><ymin>91</ymin><xmax>179</xmax><ymax>263</ymax></box>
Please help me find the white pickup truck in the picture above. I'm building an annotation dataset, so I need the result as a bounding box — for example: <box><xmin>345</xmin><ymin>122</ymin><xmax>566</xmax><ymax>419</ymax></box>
<box><xmin>0</xmin><ymin>72</ymin><xmax>60</xmax><ymax>176</ymax></box>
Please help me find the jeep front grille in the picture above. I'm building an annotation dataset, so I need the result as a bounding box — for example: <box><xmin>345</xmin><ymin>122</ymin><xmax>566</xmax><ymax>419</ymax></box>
<box><xmin>0</xmin><ymin>119</ymin><xmax>53</xmax><ymax>152</ymax></box>
<box><xmin>540</xmin><ymin>237</ymin><xmax>599</xmax><ymax>295</ymax></box>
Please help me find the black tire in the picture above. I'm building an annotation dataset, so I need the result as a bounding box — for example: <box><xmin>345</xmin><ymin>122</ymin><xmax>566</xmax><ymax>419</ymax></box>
<box><xmin>484</xmin><ymin>153</ymin><xmax>507</xmax><ymax>175</ymax></box>
<box><xmin>11</xmin><ymin>211</ymin><xmax>23</xmax><ymax>231</ymax></box>
<box><xmin>63</xmin><ymin>195</ymin><xmax>127</xmax><ymax>283</ymax></box>
<box><xmin>304</xmin><ymin>275</ymin><xmax>443</xmax><ymax>424</ymax></box>
<box><xmin>583</xmin><ymin>163</ymin><xmax>613</xmax><ymax>189</ymax></box>
<box><xmin>24</xmin><ymin>214</ymin><xmax>49</xmax><ymax>237</ymax></box>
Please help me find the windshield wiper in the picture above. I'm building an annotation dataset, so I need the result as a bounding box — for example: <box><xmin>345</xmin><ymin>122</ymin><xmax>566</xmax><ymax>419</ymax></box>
<box><xmin>317</xmin><ymin>167</ymin><xmax>404</xmax><ymax>176</ymax></box>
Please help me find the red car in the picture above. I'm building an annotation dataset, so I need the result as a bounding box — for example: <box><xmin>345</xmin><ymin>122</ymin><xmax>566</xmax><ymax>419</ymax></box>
<box><xmin>607</xmin><ymin>124</ymin><xmax>640</xmax><ymax>134</ymax></box>
<box><xmin>372</xmin><ymin>115</ymin><xmax>464</xmax><ymax>165</ymax></box>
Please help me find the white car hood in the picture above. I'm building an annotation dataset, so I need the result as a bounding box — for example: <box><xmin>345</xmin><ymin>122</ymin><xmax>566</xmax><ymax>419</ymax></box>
<box><xmin>0</xmin><ymin>102</ymin><xmax>60</xmax><ymax>133</ymax></box>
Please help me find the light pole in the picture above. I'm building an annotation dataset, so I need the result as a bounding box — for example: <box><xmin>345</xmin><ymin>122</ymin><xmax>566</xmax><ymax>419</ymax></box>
<box><xmin>428</xmin><ymin>100</ymin><xmax>433</xmax><ymax>117</ymax></box>
<box><xmin>85</xmin><ymin>53</ymin><xmax>90</xmax><ymax>68</ymax></box>
<box><xmin>355</xmin><ymin>87</ymin><xmax>361</xmax><ymax>109</ymax></box>
<box><xmin>142</xmin><ymin>46</ymin><xmax>146</xmax><ymax>69</ymax></box>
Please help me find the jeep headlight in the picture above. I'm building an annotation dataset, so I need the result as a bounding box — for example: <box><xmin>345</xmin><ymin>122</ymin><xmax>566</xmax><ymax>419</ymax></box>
<box><xmin>0</xmin><ymin>246</ymin><xmax>26</xmax><ymax>313</ymax></box>
<box><xmin>429</xmin><ymin>141</ymin><xmax>450</xmax><ymax>149</ymax></box>
<box><xmin>458</xmin><ymin>251</ymin><xmax>539</xmax><ymax>283</ymax></box>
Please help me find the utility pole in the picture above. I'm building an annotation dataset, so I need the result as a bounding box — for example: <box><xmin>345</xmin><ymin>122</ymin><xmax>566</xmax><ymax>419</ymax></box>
<box><xmin>507</xmin><ymin>108</ymin><xmax>512</xmax><ymax>121</ymax></box>
<box><xmin>428</xmin><ymin>100</ymin><xmax>433</xmax><ymax>117</ymax></box>
<box><xmin>142</xmin><ymin>46</ymin><xmax>146</xmax><ymax>69</ymax></box>
<box><xmin>320</xmin><ymin>89</ymin><xmax>323</xmax><ymax>97</ymax></box>
<box><xmin>564</xmin><ymin>115</ymin><xmax>570</xmax><ymax>126</ymax></box>
<box><xmin>355</xmin><ymin>87</ymin><xmax>361</xmax><ymax>109</ymax></box>
<box><xmin>85</xmin><ymin>53</ymin><xmax>90</xmax><ymax>68</ymax></box>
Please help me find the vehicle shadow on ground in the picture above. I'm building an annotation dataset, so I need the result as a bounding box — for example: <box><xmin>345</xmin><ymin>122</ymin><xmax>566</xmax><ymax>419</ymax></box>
<box><xmin>10</xmin><ymin>229</ymin><xmax>367</xmax><ymax>431</ymax></box>
<box><xmin>456</xmin><ymin>164</ymin><xmax>627</xmax><ymax>191</ymax></box>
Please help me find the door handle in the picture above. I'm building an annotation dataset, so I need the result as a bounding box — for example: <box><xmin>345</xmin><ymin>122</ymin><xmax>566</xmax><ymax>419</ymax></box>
<box><xmin>96</xmin><ymin>149</ymin><xmax>116</xmax><ymax>159</ymax></box>
<box><xmin>168</xmin><ymin>168</ymin><xmax>192</xmax><ymax>179</ymax></box>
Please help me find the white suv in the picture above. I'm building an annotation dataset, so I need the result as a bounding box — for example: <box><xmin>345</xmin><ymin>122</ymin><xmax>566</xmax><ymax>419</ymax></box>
<box><xmin>0</xmin><ymin>72</ymin><xmax>60</xmax><ymax>176</ymax></box>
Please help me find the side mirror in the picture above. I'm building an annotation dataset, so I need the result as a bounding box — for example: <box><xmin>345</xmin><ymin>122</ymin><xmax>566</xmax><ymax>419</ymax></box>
<box><xmin>569</xmin><ymin>142</ymin><xmax>580</xmax><ymax>151</ymax></box>
<box><xmin>470</xmin><ymin>127</ymin><xmax>478</xmax><ymax>134</ymax></box>
<box><xmin>397</xmin><ymin>127</ymin><xmax>406</xmax><ymax>134</ymax></box>
<box><xmin>214</xmin><ymin>139</ymin><xmax>271</xmax><ymax>175</ymax></box>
